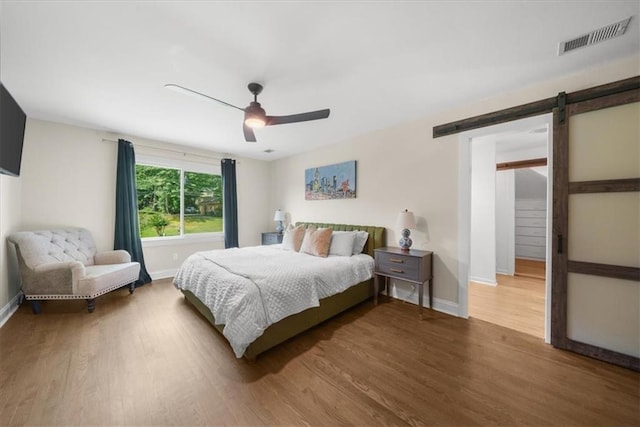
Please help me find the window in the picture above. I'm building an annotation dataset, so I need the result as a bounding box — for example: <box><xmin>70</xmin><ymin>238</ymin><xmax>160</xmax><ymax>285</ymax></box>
<box><xmin>135</xmin><ymin>162</ymin><xmax>223</xmax><ymax>239</ymax></box>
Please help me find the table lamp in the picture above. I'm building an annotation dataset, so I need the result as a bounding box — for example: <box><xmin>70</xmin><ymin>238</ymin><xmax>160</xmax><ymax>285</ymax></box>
<box><xmin>273</xmin><ymin>209</ymin><xmax>286</xmax><ymax>233</ymax></box>
<box><xmin>396</xmin><ymin>209</ymin><xmax>416</xmax><ymax>251</ymax></box>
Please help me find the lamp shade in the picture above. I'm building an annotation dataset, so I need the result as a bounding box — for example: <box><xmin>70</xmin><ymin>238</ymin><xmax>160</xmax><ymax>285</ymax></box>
<box><xmin>273</xmin><ymin>210</ymin><xmax>286</xmax><ymax>221</ymax></box>
<box><xmin>396</xmin><ymin>209</ymin><xmax>416</xmax><ymax>230</ymax></box>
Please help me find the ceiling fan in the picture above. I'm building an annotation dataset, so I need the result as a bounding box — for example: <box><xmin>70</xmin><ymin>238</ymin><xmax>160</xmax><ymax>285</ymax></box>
<box><xmin>165</xmin><ymin>82</ymin><xmax>331</xmax><ymax>142</ymax></box>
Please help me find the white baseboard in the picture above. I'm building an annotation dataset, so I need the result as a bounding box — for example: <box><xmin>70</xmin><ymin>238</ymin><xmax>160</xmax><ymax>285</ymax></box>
<box><xmin>387</xmin><ymin>280</ymin><xmax>460</xmax><ymax>317</ymax></box>
<box><xmin>0</xmin><ymin>292</ymin><xmax>22</xmax><ymax>328</ymax></box>
<box><xmin>469</xmin><ymin>276</ymin><xmax>497</xmax><ymax>286</ymax></box>
<box><xmin>432</xmin><ymin>297</ymin><xmax>460</xmax><ymax>317</ymax></box>
<box><xmin>150</xmin><ymin>269</ymin><xmax>177</xmax><ymax>281</ymax></box>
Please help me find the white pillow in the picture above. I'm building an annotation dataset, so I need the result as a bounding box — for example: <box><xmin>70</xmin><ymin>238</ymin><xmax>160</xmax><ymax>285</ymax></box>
<box><xmin>281</xmin><ymin>224</ymin><xmax>305</xmax><ymax>251</ymax></box>
<box><xmin>352</xmin><ymin>230</ymin><xmax>369</xmax><ymax>255</ymax></box>
<box><xmin>329</xmin><ymin>231</ymin><xmax>357</xmax><ymax>256</ymax></box>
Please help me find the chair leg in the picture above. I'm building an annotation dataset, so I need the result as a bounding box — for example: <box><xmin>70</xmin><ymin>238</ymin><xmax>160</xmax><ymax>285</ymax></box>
<box><xmin>129</xmin><ymin>282</ymin><xmax>135</xmax><ymax>294</ymax></box>
<box><xmin>86</xmin><ymin>299</ymin><xmax>96</xmax><ymax>313</ymax></box>
<box><xmin>30</xmin><ymin>300</ymin><xmax>42</xmax><ymax>315</ymax></box>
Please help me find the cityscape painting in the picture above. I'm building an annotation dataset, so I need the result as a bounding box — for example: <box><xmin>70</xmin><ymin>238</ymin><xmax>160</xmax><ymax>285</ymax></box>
<box><xmin>305</xmin><ymin>160</ymin><xmax>357</xmax><ymax>200</ymax></box>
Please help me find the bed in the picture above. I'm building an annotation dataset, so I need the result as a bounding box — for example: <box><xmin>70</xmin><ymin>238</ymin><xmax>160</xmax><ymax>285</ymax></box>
<box><xmin>174</xmin><ymin>222</ymin><xmax>385</xmax><ymax>361</ymax></box>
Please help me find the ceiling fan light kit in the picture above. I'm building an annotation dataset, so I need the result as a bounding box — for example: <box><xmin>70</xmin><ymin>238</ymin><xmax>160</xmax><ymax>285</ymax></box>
<box><xmin>165</xmin><ymin>81</ymin><xmax>330</xmax><ymax>142</ymax></box>
<box><xmin>245</xmin><ymin>115</ymin><xmax>266</xmax><ymax>128</ymax></box>
<box><xmin>244</xmin><ymin>101</ymin><xmax>266</xmax><ymax>128</ymax></box>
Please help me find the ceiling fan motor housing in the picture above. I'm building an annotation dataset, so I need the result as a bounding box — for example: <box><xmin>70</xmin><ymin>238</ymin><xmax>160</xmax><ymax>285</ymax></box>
<box><xmin>245</xmin><ymin>101</ymin><xmax>266</xmax><ymax>117</ymax></box>
<box><xmin>244</xmin><ymin>101</ymin><xmax>266</xmax><ymax>127</ymax></box>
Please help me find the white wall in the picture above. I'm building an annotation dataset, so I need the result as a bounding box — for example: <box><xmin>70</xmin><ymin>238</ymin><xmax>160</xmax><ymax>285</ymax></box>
<box><xmin>496</xmin><ymin>145</ymin><xmax>547</xmax><ymax>164</ymax></box>
<box><xmin>495</xmin><ymin>170</ymin><xmax>514</xmax><ymax>275</ymax></box>
<box><xmin>20</xmin><ymin>120</ymin><xmax>119</xmax><ymax>249</ymax></box>
<box><xmin>271</xmin><ymin>118</ymin><xmax>460</xmax><ymax>312</ymax></box>
<box><xmin>515</xmin><ymin>168</ymin><xmax>547</xmax><ymax>199</ymax></box>
<box><xmin>271</xmin><ymin>54</ymin><xmax>639</xmax><ymax>316</ymax></box>
<box><xmin>15</xmin><ymin>119</ymin><xmax>271</xmax><ymax>281</ymax></box>
<box><xmin>470</xmin><ymin>136</ymin><xmax>496</xmax><ymax>285</ymax></box>
<box><xmin>0</xmin><ymin>171</ymin><xmax>22</xmax><ymax>323</ymax></box>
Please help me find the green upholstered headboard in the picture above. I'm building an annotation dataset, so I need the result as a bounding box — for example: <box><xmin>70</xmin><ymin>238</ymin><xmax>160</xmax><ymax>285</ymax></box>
<box><xmin>295</xmin><ymin>222</ymin><xmax>386</xmax><ymax>257</ymax></box>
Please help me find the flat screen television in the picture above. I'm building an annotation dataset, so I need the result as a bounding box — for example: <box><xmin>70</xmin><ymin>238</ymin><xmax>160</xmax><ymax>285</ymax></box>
<box><xmin>0</xmin><ymin>83</ymin><xmax>27</xmax><ymax>177</ymax></box>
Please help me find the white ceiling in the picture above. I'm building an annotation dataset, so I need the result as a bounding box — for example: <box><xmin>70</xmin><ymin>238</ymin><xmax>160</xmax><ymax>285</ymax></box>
<box><xmin>494</xmin><ymin>127</ymin><xmax>548</xmax><ymax>155</ymax></box>
<box><xmin>1</xmin><ymin>1</ymin><xmax>638</xmax><ymax>161</ymax></box>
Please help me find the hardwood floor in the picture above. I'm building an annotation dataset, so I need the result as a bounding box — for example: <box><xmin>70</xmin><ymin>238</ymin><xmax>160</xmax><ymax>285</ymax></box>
<box><xmin>515</xmin><ymin>258</ymin><xmax>546</xmax><ymax>280</ymax></box>
<box><xmin>469</xmin><ymin>274</ymin><xmax>545</xmax><ymax>338</ymax></box>
<box><xmin>0</xmin><ymin>279</ymin><xmax>638</xmax><ymax>426</ymax></box>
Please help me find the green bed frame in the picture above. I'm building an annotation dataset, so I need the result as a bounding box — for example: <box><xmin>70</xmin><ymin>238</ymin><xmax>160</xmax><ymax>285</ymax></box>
<box><xmin>181</xmin><ymin>222</ymin><xmax>386</xmax><ymax>361</ymax></box>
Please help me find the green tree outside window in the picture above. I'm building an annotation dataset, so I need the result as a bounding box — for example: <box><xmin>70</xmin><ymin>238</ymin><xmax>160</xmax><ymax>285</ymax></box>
<box><xmin>136</xmin><ymin>164</ymin><xmax>223</xmax><ymax>237</ymax></box>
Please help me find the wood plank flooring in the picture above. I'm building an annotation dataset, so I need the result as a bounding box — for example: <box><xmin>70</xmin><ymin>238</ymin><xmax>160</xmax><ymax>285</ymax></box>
<box><xmin>0</xmin><ymin>279</ymin><xmax>638</xmax><ymax>426</ymax></box>
<box><xmin>515</xmin><ymin>258</ymin><xmax>546</xmax><ymax>279</ymax></box>
<box><xmin>469</xmin><ymin>274</ymin><xmax>545</xmax><ymax>338</ymax></box>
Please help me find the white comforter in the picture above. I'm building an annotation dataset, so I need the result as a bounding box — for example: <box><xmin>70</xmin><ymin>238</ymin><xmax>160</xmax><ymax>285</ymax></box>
<box><xmin>173</xmin><ymin>245</ymin><xmax>374</xmax><ymax>357</ymax></box>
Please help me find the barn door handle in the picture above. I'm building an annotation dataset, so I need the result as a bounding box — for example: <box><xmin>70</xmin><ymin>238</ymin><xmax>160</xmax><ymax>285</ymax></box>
<box><xmin>557</xmin><ymin>234</ymin><xmax>563</xmax><ymax>254</ymax></box>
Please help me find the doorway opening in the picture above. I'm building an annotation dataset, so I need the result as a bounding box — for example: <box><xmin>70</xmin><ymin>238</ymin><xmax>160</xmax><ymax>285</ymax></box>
<box><xmin>457</xmin><ymin>114</ymin><xmax>553</xmax><ymax>342</ymax></box>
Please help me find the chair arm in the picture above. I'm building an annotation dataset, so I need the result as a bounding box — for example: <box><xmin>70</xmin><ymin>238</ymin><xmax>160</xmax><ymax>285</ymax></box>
<box><xmin>95</xmin><ymin>250</ymin><xmax>131</xmax><ymax>265</ymax></box>
<box><xmin>33</xmin><ymin>260</ymin><xmax>85</xmax><ymax>275</ymax></box>
<box><xmin>25</xmin><ymin>261</ymin><xmax>86</xmax><ymax>296</ymax></box>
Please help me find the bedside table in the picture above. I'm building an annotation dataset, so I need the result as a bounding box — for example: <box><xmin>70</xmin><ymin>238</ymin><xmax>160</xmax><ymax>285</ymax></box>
<box><xmin>261</xmin><ymin>232</ymin><xmax>283</xmax><ymax>245</ymax></box>
<box><xmin>374</xmin><ymin>246</ymin><xmax>433</xmax><ymax>319</ymax></box>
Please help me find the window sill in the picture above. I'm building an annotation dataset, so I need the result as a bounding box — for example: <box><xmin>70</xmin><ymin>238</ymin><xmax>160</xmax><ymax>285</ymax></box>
<box><xmin>142</xmin><ymin>233</ymin><xmax>224</xmax><ymax>248</ymax></box>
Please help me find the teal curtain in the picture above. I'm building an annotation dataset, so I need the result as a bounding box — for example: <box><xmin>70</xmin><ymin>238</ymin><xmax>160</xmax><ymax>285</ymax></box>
<box><xmin>115</xmin><ymin>139</ymin><xmax>152</xmax><ymax>285</ymax></box>
<box><xmin>221</xmin><ymin>158</ymin><xmax>238</xmax><ymax>248</ymax></box>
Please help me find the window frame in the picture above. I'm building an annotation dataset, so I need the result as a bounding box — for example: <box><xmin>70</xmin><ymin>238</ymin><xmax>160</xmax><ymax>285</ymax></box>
<box><xmin>136</xmin><ymin>153</ymin><xmax>224</xmax><ymax>246</ymax></box>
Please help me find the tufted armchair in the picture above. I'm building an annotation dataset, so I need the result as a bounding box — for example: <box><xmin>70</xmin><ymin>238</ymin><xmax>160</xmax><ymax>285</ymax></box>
<box><xmin>7</xmin><ymin>228</ymin><xmax>141</xmax><ymax>314</ymax></box>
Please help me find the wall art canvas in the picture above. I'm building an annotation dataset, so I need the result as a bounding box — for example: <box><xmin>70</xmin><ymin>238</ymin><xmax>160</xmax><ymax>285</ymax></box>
<box><xmin>305</xmin><ymin>160</ymin><xmax>356</xmax><ymax>200</ymax></box>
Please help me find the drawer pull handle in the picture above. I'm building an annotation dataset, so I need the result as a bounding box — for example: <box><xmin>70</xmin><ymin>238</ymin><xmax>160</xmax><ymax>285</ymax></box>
<box><xmin>389</xmin><ymin>258</ymin><xmax>404</xmax><ymax>263</ymax></box>
<box><xmin>390</xmin><ymin>268</ymin><xmax>404</xmax><ymax>273</ymax></box>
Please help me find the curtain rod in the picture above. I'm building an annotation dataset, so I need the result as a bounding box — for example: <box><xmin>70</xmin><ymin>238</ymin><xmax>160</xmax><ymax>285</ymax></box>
<box><xmin>101</xmin><ymin>138</ymin><xmax>226</xmax><ymax>162</ymax></box>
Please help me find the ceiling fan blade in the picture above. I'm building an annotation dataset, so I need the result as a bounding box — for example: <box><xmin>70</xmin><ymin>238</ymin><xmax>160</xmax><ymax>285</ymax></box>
<box><xmin>164</xmin><ymin>84</ymin><xmax>245</xmax><ymax>112</ymax></box>
<box><xmin>243</xmin><ymin>124</ymin><xmax>257</xmax><ymax>142</ymax></box>
<box><xmin>266</xmin><ymin>109</ymin><xmax>330</xmax><ymax>126</ymax></box>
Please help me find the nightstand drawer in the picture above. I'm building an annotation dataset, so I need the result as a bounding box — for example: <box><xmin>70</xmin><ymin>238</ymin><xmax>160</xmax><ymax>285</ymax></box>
<box><xmin>261</xmin><ymin>232</ymin><xmax>283</xmax><ymax>245</ymax></box>
<box><xmin>376</xmin><ymin>253</ymin><xmax>420</xmax><ymax>281</ymax></box>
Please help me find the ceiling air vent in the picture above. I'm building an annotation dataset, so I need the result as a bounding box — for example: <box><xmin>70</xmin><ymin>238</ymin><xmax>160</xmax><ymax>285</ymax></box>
<box><xmin>558</xmin><ymin>17</ymin><xmax>632</xmax><ymax>55</ymax></box>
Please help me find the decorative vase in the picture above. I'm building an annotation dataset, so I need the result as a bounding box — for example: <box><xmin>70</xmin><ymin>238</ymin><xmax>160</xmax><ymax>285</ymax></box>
<box><xmin>399</xmin><ymin>228</ymin><xmax>412</xmax><ymax>250</ymax></box>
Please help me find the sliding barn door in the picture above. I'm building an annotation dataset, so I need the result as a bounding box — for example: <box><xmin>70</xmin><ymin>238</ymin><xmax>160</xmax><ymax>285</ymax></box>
<box><xmin>552</xmin><ymin>87</ymin><xmax>639</xmax><ymax>370</ymax></box>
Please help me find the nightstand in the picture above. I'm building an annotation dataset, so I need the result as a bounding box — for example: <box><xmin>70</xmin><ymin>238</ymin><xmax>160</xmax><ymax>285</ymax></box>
<box><xmin>261</xmin><ymin>232</ymin><xmax>283</xmax><ymax>245</ymax></box>
<box><xmin>374</xmin><ymin>246</ymin><xmax>433</xmax><ymax>319</ymax></box>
